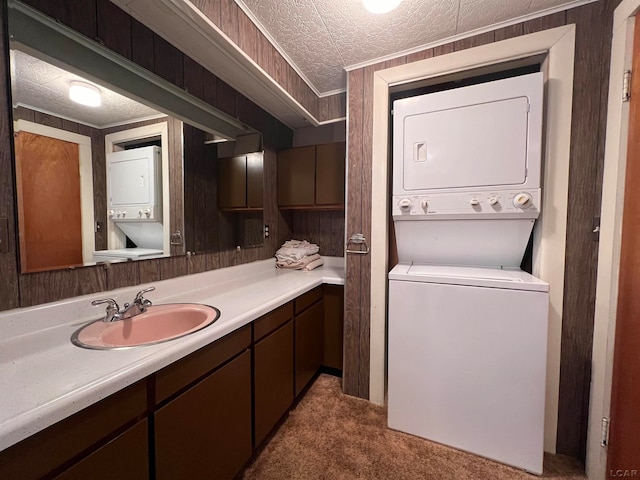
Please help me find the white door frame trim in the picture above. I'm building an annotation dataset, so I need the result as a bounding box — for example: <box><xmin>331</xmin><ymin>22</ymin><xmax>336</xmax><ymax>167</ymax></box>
<box><xmin>587</xmin><ymin>1</ymin><xmax>640</xmax><ymax>478</ymax></box>
<box><xmin>368</xmin><ymin>25</ymin><xmax>576</xmax><ymax>455</ymax></box>
<box><xmin>104</xmin><ymin>122</ymin><xmax>170</xmax><ymax>256</ymax></box>
<box><xmin>13</xmin><ymin>119</ymin><xmax>95</xmax><ymax>264</ymax></box>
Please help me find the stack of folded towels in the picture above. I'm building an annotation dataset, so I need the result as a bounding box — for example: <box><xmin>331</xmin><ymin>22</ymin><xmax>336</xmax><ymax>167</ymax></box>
<box><xmin>275</xmin><ymin>239</ymin><xmax>324</xmax><ymax>271</ymax></box>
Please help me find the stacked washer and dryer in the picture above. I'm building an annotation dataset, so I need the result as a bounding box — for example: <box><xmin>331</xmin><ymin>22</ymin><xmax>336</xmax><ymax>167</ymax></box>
<box><xmin>387</xmin><ymin>72</ymin><xmax>549</xmax><ymax>475</ymax></box>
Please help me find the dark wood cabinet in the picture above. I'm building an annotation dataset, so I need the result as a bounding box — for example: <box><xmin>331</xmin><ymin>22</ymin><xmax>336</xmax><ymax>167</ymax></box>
<box><xmin>155</xmin><ymin>350</ymin><xmax>252</xmax><ymax>480</ymax></box>
<box><xmin>295</xmin><ymin>299</ymin><xmax>324</xmax><ymax>396</ymax></box>
<box><xmin>0</xmin><ymin>381</ymin><xmax>147</xmax><ymax>480</ymax></box>
<box><xmin>218</xmin><ymin>153</ymin><xmax>263</xmax><ymax>210</ymax></box>
<box><xmin>277</xmin><ymin>142</ymin><xmax>345</xmax><ymax>209</ymax></box>
<box><xmin>54</xmin><ymin>420</ymin><xmax>149</xmax><ymax>480</ymax></box>
<box><xmin>323</xmin><ymin>284</ymin><xmax>344</xmax><ymax>371</ymax></box>
<box><xmin>315</xmin><ymin>142</ymin><xmax>346</xmax><ymax>206</ymax></box>
<box><xmin>254</xmin><ymin>319</ymin><xmax>295</xmax><ymax>446</ymax></box>
<box><xmin>0</xmin><ymin>287</ymin><xmax>342</xmax><ymax>480</ymax></box>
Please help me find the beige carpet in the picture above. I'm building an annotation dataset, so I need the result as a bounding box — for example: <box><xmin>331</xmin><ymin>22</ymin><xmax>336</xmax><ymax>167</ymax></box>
<box><xmin>240</xmin><ymin>374</ymin><xmax>586</xmax><ymax>480</ymax></box>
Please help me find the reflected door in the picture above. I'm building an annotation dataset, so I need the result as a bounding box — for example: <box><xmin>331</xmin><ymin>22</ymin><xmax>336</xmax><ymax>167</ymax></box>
<box><xmin>15</xmin><ymin>131</ymin><xmax>83</xmax><ymax>272</ymax></box>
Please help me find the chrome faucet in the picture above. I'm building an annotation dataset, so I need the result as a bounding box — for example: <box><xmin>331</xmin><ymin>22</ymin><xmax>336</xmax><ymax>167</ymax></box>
<box><xmin>91</xmin><ymin>286</ymin><xmax>155</xmax><ymax>322</ymax></box>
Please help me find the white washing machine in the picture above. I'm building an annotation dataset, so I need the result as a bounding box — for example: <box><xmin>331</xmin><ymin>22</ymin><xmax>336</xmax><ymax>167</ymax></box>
<box><xmin>388</xmin><ymin>264</ymin><xmax>548</xmax><ymax>474</ymax></box>
<box><xmin>388</xmin><ymin>72</ymin><xmax>549</xmax><ymax>475</ymax></box>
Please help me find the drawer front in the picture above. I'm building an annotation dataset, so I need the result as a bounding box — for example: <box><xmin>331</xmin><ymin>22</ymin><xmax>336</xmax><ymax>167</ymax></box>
<box><xmin>253</xmin><ymin>301</ymin><xmax>293</xmax><ymax>342</ymax></box>
<box><xmin>0</xmin><ymin>380</ymin><xmax>147</xmax><ymax>480</ymax></box>
<box><xmin>295</xmin><ymin>286</ymin><xmax>323</xmax><ymax>314</ymax></box>
<box><xmin>155</xmin><ymin>325</ymin><xmax>251</xmax><ymax>403</ymax></box>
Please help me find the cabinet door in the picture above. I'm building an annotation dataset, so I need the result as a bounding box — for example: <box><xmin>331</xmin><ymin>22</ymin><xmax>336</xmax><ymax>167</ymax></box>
<box><xmin>218</xmin><ymin>155</ymin><xmax>247</xmax><ymax>208</ymax></box>
<box><xmin>254</xmin><ymin>321</ymin><xmax>294</xmax><ymax>446</ymax></box>
<box><xmin>277</xmin><ymin>146</ymin><xmax>315</xmax><ymax>206</ymax></box>
<box><xmin>54</xmin><ymin>420</ymin><xmax>149</xmax><ymax>480</ymax></box>
<box><xmin>155</xmin><ymin>351</ymin><xmax>252</xmax><ymax>480</ymax></box>
<box><xmin>295</xmin><ymin>300</ymin><xmax>324</xmax><ymax>396</ymax></box>
<box><xmin>315</xmin><ymin>142</ymin><xmax>345</xmax><ymax>206</ymax></box>
<box><xmin>323</xmin><ymin>285</ymin><xmax>344</xmax><ymax>370</ymax></box>
<box><xmin>246</xmin><ymin>152</ymin><xmax>264</xmax><ymax>208</ymax></box>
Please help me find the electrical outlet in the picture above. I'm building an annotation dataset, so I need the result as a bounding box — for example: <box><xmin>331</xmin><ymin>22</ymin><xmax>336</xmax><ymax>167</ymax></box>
<box><xmin>0</xmin><ymin>218</ymin><xmax>8</xmax><ymax>253</ymax></box>
<box><xmin>264</xmin><ymin>225</ymin><xmax>270</xmax><ymax>238</ymax></box>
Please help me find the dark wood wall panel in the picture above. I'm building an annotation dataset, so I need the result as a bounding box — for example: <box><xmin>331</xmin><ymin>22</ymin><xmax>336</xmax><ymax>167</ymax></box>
<box><xmin>131</xmin><ymin>19</ymin><xmax>154</xmax><ymax>72</ymax></box>
<box><xmin>0</xmin><ymin>0</ymin><xmax>18</xmax><ymax>310</ymax></box>
<box><xmin>290</xmin><ymin>211</ymin><xmax>344</xmax><ymax>257</ymax></box>
<box><xmin>18</xmin><ymin>267</ymin><xmax>106</xmax><ymax>308</ymax></box>
<box><xmin>96</xmin><ymin>0</ymin><xmax>131</xmax><ymax>59</ymax></box>
<box><xmin>344</xmin><ymin>69</ymin><xmax>364</xmax><ymax>398</ymax></box>
<box><xmin>345</xmin><ymin>3</ymin><xmax>616</xmax><ymax>461</ymax></box>
<box><xmin>557</xmin><ymin>2</ymin><xmax>609</xmax><ymax>461</ymax></box>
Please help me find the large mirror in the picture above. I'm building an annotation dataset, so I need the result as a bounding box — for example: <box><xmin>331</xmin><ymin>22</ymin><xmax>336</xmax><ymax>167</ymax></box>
<box><xmin>8</xmin><ymin>0</ymin><xmax>265</xmax><ymax>273</ymax></box>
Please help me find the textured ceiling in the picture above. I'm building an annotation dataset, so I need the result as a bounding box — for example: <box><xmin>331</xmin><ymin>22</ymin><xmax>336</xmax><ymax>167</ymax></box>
<box><xmin>236</xmin><ymin>0</ymin><xmax>590</xmax><ymax>94</ymax></box>
<box><xmin>11</xmin><ymin>50</ymin><xmax>162</xmax><ymax>128</ymax></box>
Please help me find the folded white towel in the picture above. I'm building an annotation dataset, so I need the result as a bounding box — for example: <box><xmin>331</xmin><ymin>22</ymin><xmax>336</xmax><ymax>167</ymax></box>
<box><xmin>303</xmin><ymin>257</ymin><xmax>324</xmax><ymax>271</ymax></box>
<box><xmin>275</xmin><ymin>240</ymin><xmax>319</xmax><ymax>261</ymax></box>
<box><xmin>276</xmin><ymin>253</ymin><xmax>321</xmax><ymax>268</ymax></box>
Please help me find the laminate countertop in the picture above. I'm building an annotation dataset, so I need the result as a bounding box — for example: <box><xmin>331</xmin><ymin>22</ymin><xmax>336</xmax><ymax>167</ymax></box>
<box><xmin>0</xmin><ymin>257</ymin><xmax>345</xmax><ymax>452</ymax></box>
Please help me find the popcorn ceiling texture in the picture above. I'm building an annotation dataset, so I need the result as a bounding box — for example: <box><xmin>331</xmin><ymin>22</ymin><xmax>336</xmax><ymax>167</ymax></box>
<box><xmin>238</xmin><ymin>0</ymin><xmax>587</xmax><ymax>94</ymax></box>
<box><xmin>12</xmin><ymin>50</ymin><xmax>161</xmax><ymax>127</ymax></box>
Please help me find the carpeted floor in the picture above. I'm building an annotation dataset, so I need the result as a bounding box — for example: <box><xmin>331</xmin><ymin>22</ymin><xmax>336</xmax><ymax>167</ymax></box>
<box><xmin>239</xmin><ymin>374</ymin><xmax>586</xmax><ymax>480</ymax></box>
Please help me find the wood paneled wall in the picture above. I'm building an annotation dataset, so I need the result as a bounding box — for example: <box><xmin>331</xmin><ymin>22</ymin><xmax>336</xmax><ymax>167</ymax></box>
<box><xmin>0</xmin><ymin>0</ymin><xmax>294</xmax><ymax>309</ymax></box>
<box><xmin>191</xmin><ymin>0</ymin><xmax>346</xmax><ymax>123</ymax></box>
<box><xmin>345</xmin><ymin>3</ymin><xmax>617</xmax><ymax>461</ymax></box>
<box><xmin>289</xmin><ymin>210</ymin><xmax>345</xmax><ymax>257</ymax></box>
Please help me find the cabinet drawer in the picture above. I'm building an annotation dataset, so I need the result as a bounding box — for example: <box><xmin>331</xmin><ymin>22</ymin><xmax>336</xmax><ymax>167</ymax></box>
<box><xmin>295</xmin><ymin>286</ymin><xmax>323</xmax><ymax>314</ymax></box>
<box><xmin>0</xmin><ymin>380</ymin><xmax>147</xmax><ymax>480</ymax></box>
<box><xmin>155</xmin><ymin>325</ymin><xmax>251</xmax><ymax>403</ymax></box>
<box><xmin>54</xmin><ymin>420</ymin><xmax>149</xmax><ymax>480</ymax></box>
<box><xmin>254</xmin><ymin>301</ymin><xmax>293</xmax><ymax>342</ymax></box>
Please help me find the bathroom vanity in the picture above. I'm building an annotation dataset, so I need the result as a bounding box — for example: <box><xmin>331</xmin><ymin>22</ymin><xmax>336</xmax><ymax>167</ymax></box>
<box><xmin>0</xmin><ymin>258</ymin><xmax>344</xmax><ymax>479</ymax></box>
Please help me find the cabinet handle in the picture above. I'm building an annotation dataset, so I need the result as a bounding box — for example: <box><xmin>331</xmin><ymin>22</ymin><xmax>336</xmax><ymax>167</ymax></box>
<box><xmin>346</xmin><ymin>233</ymin><xmax>370</xmax><ymax>255</ymax></box>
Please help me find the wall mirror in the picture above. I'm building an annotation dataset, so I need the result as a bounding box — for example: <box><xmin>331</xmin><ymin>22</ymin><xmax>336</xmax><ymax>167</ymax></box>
<box><xmin>8</xmin><ymin>0</ymin><xmax>265</xmax><ymax>273</ymax></box>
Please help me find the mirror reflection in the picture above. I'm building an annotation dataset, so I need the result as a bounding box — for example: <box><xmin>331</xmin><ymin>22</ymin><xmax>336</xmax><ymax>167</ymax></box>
<box><xmin>10</xmin><ymin>46</ymin><xmax>265</xmax><ymax>273</ymax></box>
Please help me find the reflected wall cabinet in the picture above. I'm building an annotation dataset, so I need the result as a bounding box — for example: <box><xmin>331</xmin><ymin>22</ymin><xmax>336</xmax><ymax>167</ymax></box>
<box><xmin>218</xmin><ymin>153</ymin><xmax>264</xmax><ymax>210</ymax></box>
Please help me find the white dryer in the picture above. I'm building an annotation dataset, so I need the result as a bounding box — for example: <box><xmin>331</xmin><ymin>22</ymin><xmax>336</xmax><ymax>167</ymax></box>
<box><xmin>388</xmin><ymin>72</ymin><xmax>549</xmax><ymax>475</ymax></box>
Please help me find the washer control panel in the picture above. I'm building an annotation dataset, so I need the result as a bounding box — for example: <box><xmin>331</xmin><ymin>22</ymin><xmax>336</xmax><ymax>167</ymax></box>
<box><xmin>392</xmin><ymin>189</ymin><xmax>541</xmax><ymax>218</ymax></box>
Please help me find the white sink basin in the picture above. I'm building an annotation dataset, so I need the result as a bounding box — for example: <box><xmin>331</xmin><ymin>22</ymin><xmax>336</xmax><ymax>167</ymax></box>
<box><xmin>71</xmin><ymin>304</ymin><xmax>220</xmax><ymax>350</ymax></box>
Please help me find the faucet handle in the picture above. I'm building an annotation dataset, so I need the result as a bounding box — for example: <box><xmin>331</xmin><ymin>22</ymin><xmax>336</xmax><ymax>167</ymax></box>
<box><xmin>91</xmin><ymin>298</ymin><xmax>120</xmax><ymax>322</ymax></box>
<box><xmin>134</xmin><ymin>286</ymin><xmax>155</xmax><ymax>305</ymax></box>
<box><xmin>91</xmin><ymin>298</ymin><xmax>119</xmax><ymax>310</ymax></box>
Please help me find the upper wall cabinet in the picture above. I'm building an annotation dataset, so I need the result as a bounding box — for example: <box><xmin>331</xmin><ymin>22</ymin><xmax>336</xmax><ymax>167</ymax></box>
<box><xmin>277</xmin><ymin>142</ymin><xmax>345</xmax><ymax>209</ymax></box>
<box><xmin>217</xmin><ymin>153</ymin><xmax>264</xmax><ymax>210</ymax></box>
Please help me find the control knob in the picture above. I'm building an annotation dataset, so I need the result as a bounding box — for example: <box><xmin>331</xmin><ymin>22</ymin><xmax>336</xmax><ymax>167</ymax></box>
<box><xmin>469</xmin><ymin>199</ymin><xmax>480</xmax><ymax>207</ymax></box>
<box><xmin>107</xmin><ymin>209</ymin><xmax>115</xmax><ymax>217</ymax></box>
<box><xmin>144</xmin><ymin>208</ymin><xmax>151</xmax><ymax>218</ymax></box>
<box><xmin>513</xmin><ymin>193</ymin><xmax>533</xmax><ymax>209</ymax></box>
<box><xmin>488</xmin><ymin>197</ymin><xmax>499</xmax><ymax>206</ymax></box>
<box><xmin>398</xmin><ymin>198</ymin><xmax>413</xmax><ymax>210</ymax></box>
<box><xmin>420</xmin><ymin>200</ymin><xmax>429</xmax><ymax>210</ymax></box>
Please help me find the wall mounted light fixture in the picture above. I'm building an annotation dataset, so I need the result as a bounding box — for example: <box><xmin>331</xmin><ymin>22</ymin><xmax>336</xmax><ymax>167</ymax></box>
<box><xmin>69</xmin><ymin>81</ymin><xmax>101</xmax><ymax>107</ymax></box>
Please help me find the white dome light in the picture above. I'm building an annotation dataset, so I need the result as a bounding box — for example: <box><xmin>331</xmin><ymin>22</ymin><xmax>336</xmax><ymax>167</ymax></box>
<box><xmin>363</xmin><ymin>0</ymin><xmax>402</xmax><ymax>14</ymax></box>
<box><xmin>69</xmin><ymin>81</ymin><xmax>101</xmax><ymax>107</ymax></box>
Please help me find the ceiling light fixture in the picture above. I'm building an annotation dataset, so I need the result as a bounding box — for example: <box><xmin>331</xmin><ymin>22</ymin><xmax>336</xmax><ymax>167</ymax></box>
<box><xmin>69</xmin><ymin>81</ymin><xmax>101</xmax><ymax>107</ymax></box>
<box><xmin>362</xmin><ymin>0</ymin><xmax>402</xmax><ymax>14</ymax></box>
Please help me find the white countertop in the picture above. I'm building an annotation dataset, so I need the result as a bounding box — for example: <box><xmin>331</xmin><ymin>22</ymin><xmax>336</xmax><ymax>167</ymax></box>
<box><xmin>0</xmin><ymin>257</ymin><xmax>344</xmax><ymax>452</ymax></box>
